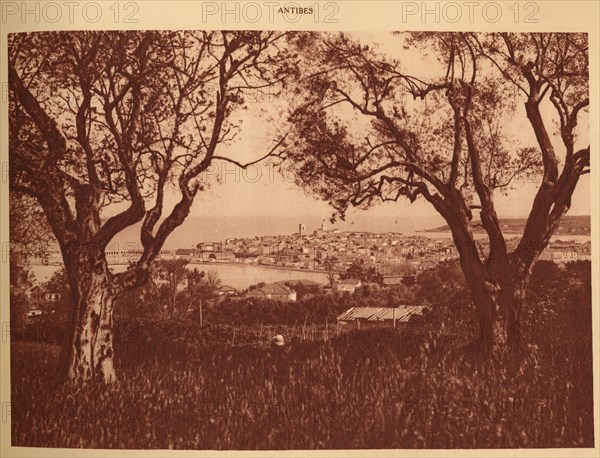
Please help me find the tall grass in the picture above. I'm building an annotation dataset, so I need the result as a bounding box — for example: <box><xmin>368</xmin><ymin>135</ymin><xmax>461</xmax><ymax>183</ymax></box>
<box><xmin>11</xmin><ymin>326</ymin><xmax>594</xmax><ymax>449</ymax></box>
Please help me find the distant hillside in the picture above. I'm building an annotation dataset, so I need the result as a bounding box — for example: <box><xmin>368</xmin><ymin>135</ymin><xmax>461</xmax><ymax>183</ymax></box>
<box><xmin>424</xmin><ymin>215</ymin><xmax>591</xmax><ymax>236</ymax></box>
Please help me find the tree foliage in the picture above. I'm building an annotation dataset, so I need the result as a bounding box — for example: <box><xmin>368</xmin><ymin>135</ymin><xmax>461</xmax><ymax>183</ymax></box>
<box><xmin>9</xmin><ymin>31</ymin><xmax>296</xmax><ymax>381</ymax></box>
<box><xmin>9</xmin><ymin>31</ymin><xmax>293</xmax><ymax>288</ymax></box>
<box><xmin>285</xmin><ymin>32</ymin><xmax>589</xmax><ymax>351</ymax></box>
<box><xmin>340</xmin><ymin>259</ymin><xmax>383</xmax><ymax>285</ymax></box>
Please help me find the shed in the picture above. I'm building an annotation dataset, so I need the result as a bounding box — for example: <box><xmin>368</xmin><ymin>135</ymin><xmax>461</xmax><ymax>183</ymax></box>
<box><xmin>337</xmin><ymin>306</ymin><xmax>427</xmax><ymax>329</ymax></box>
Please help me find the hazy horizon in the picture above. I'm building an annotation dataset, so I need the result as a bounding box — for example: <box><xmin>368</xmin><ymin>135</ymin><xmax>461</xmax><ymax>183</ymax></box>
<box><xmin>108</xmin><ymin>212</ymin><xmax>591</xmax><ymax>250</ymax></box>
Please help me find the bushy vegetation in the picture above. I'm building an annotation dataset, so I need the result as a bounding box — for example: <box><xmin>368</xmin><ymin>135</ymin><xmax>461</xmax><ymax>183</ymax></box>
<box><xmin>10</xmin><ymin>260</ymin><xmax>593</xmax><ymax>449</ymax></box>
<box><xmin>207</xmin><ymin>285</ymin><xmax>415</xmax><ymax>326</ymax></box>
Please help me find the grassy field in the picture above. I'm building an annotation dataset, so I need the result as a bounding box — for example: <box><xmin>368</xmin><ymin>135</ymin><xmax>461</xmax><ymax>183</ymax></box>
<box><xmin>10</xmin><ymin>325</ymin><xmax>594</xmax><ymax>449</ymax></box>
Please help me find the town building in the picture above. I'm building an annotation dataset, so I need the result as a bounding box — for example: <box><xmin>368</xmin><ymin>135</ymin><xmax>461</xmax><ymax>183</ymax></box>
<box><xmin>27</xmin><ymin>285</ymin><xmax>61</xmax><ymax>316</ymax></box>
<box><xmin>334</xmin><ymin>278</ymin><xmax>362</xmax><ymax>293</ymax></box>
<box><xmin>245</xmin><ymin>283</ymin><xmax>297</xmax><ymax>301</ymax></box>
<box><xmin>217</xmin><ymin>285</ymin><xmax>238</xmax><ymax>296</ymax></box>
<box><xmin>277</xmin><ymin>279</ymin><xmax>322</xmax><ymax>296</ymax></box>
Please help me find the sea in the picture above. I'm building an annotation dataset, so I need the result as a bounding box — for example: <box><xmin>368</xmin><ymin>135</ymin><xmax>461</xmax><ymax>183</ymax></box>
<box><xmin>30</xmin><ymin>263</ymin><xmax>329</xmax><ymax>290</ymax></box>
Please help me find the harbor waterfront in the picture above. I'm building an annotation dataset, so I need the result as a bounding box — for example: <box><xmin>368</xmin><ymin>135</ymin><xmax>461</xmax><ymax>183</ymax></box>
<box><xmin>30</xmin><ymin>262</ymin><xmax>329</xmax><ymax>290</ymax></box>
<box><xmin>29</xmin><ymin>232</ymin><xmax>591</xmax><ymax>289</ymax></box>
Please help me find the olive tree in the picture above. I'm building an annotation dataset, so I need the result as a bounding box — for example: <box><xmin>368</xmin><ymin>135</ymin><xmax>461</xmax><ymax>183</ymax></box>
<box><xmin>9</xmin><ymin>31</ymin><xmax>291</xmax><ymax>382</ymax></box>
<box><xmin>286</xmin><ymin>32</ymin><xmax>589</xmax><ymax>354</ymax></box>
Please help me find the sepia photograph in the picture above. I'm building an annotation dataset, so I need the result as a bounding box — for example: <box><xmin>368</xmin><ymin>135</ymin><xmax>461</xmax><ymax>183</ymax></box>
<box><xmin>1</xmin><ymin>1</ymin><xmax>598</xmax><ymax>455</ymax></box>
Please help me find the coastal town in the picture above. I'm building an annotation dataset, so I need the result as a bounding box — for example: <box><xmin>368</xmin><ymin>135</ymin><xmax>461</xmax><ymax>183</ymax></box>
<box><xmin>29</xmin><ymin>220</ymin><xmax>591</xmax><ymax>306</ymax></box>
<box><xmin>36</xmin><ymin>220</ymin><xmax>592</xmax><ymax>271</ymax></box>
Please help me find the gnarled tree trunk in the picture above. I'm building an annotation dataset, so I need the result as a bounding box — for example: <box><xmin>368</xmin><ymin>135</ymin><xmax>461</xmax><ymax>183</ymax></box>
<box><xmin>59</xmin><ymin>246</ymin><xmax>117</xmax><ymax>384</ymax></box>
<box><xmin>500</xmin><ymin>276</ymin><xmax>527</xmax><ymax>349</ymax></box>
<box><xmin>458</xmin><ymin>259</ymin><xmax>499</xmax><ymax>356</ymax></box>
<box><xmin>449</xmin><ymin>211</ymin><xmax>529</xmax><ymax>356</ymax></box>
<box><xmin>460</xmin><ymin>260</ymin><xmax>528</xmax><ymax>356</ymax></box>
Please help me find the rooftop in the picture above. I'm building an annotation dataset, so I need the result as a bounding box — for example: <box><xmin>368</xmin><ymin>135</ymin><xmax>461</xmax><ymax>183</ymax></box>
<box><xmin>337</xmin><ymin>306</ymin><xmax>427</xmax><ymax>323</ymax></box>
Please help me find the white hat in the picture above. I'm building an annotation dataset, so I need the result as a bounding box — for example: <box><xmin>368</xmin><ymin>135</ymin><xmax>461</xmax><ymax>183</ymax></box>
<box><xmin>272</xmin><ymin>334</ymin><xmax>285</xmax><ymax>346</ymax></box>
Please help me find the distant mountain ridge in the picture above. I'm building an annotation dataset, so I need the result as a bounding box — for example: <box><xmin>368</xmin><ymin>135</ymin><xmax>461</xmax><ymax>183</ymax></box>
<box><xmin>424</xmin><ymin>215</ymin><xmax>591</xmax><ymax>236</ymax></box>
